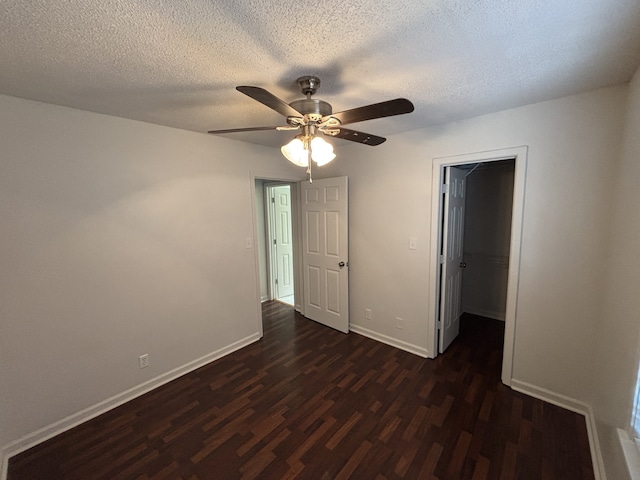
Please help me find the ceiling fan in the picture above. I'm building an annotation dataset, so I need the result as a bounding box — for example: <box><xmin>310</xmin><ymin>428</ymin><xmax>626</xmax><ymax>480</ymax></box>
<box><xmin>208</xmin><ymin>76</ymin><xmax>414</xmax><ymax>178</ymax></box>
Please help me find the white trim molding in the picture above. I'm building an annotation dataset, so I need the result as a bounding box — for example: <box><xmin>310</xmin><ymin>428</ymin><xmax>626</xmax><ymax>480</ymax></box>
<box><xmin>350</xmin><ymin>324</ymin><xmax>429</xmax><ymax>358</ymax></box>
<box><xmin>511</xmin><ymin>379</ymin><xmax>607</xmax><ymax>480</ymax></box>
<box><xmin>1</xmin><ymin>332</ymin><xmax>261</xmax><ymax>480</ymax></box>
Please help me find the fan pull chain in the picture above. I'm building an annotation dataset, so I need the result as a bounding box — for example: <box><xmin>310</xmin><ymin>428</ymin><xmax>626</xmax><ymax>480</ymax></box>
<box><xmin>307</xmin><ymin>147</ymin><xmax>313</xmax><ymax>183</ymax></box>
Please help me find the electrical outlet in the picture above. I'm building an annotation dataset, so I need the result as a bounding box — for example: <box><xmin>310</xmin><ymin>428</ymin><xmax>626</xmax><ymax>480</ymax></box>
<box><xmin>395</xmin><ymin>317</ymin><xmax>404</xmax><ymax>329</ymax></box>
<box><xmin>138</xmin><ymin>354</ymin><xmax>149</xmax><ymax>369</ymax></box>
<box><xmin>365</xmin><ymin>308</ymin><xmax>372</xmax><ymax>320</ymax></box>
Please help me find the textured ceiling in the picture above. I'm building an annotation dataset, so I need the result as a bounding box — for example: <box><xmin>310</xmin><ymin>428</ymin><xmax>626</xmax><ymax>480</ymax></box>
<box><xmin>2</xmin><ymin>0</ymin><xmax>640</xmax><ymax>148</ymax></box>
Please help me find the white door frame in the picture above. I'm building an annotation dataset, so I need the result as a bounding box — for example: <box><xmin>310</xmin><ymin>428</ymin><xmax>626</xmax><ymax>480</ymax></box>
<box><xmin>250</xmin><ymin>172</ymin><xmax>305</xmax><ymax>338</ymax></box>
<box><xmin>428</xmin><ymin>146</ymin><xmax>528</xmax><ymax>386</ymax></box>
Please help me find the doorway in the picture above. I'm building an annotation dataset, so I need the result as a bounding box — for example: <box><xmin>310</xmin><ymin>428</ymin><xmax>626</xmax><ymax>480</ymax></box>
<box><xmin>254</xmin><ymin>178</ymin><xmax>300</xmax><ymax>310</ymax></box>
<box><xmin>266</xmin><ymin>183</ymin><xmax>295</xmax><ymax>306</ymax></box>
<box><xmin>252</xmin><ymin>175</ymin><xmax>351</xmax><ymax>335</ymax></box>
<box><xmin>252</xmin><ymin>174</ymin><xmax>302</xmax><ymax>338</ymax></box>
<box><xmin>438</xmin><ymin>160</ymin><xmax>515</xmax><ymax>349</ymax></box>
<box><xmin>461</xmin><ymin>160</ymin><xmax>515</xmax><ymax>321</ymax></box>
<box><xmin>428</xmin><ymin>146</ymin><xmax>528</xmax><ymax>386</ymax></box>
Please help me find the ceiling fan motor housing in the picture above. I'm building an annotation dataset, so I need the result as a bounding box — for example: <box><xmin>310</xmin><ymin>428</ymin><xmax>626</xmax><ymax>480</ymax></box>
<box><xmin>289</xmin><ymin>98</ymin><xmax>332</xmax><ymax>117</ymax></box>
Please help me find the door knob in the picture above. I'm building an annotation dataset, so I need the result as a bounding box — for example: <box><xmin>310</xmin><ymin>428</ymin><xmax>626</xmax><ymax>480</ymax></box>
<box><xmin>460</xmin><ymin>262</ymin><xmax>467</xmax><ymax>268</ymax></box>
<box><xmin>338</xmin><ymin>261</ymin><xmax>346</xmax><ymax>268</ymax></box>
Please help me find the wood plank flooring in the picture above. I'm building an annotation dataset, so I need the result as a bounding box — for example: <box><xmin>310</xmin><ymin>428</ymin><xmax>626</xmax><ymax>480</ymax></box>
<box><xmin>9</xmin><ymin>302</ymin><xmax>595</xmax><ymax>479</ymax></box>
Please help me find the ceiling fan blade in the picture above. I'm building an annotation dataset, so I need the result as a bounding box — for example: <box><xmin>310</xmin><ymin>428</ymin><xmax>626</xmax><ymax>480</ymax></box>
<box><xmin>236</xmin><ymin>86</ymin><xmax>302</xmax><ymax>118</ymax></box>
<box><xmin>325</xmin><ymin>98</ymin><xmax>414</xmax><ymax>126</ymax></box>
<box><xmin>326</xmin><ymin>127</ymin><xmax>386</xmax><ymax>146</ymax></box>
<box><xmin>208</xmin><ymin>126</ymin><xmax>283</xmax><ymax>134</ymax></box>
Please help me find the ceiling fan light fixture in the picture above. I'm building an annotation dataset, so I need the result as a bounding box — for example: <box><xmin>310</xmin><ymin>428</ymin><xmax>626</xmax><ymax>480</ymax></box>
<box><xmin>281</xmin><ymin>135</ymin><xmax>335</xmax><ymax>168</ymax></box>
<box><xmin>281</xmin><ymin>136</ymin><xmax>309</xmax><ymax>167</ymax></box>
<box><xmin>310</xmin><ymin>136</ymin><xmax>335</xmax><ymax>166</ymax></box>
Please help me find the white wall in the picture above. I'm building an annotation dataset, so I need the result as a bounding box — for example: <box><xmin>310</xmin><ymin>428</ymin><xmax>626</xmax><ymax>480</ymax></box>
<box><xmin>320</xmin><ymin>85</ymin><xmax>626</xmax><ymax>403</ymax></box>
<box><xmin>0</xmin><ymin>95</ymin><xmax>303</xmax><ymax>454</ymax></box>
<box><xmin>591</xmin><ymin>65</ymin><xmax>640</xmax><ymax>480</ymax></box>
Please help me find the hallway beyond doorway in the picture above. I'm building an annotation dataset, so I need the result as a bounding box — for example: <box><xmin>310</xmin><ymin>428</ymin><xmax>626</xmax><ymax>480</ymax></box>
<box><xmin>277</xmin><ymin>295</ymin><xmax>294</xmax><ymax>306</ymax></box>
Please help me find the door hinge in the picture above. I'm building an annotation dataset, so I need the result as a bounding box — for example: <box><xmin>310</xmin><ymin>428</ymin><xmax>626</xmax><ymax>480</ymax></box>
<box><xmin>273</xmin><ymin>239</ymin><xmax>277</xmax><ymax>245</ymax></box>
<box><xmin>271</xmin><ymin>196</ymin><xmax>275</xmax><ymax>203</ymax></box>
<box><xmin>441</xmin><ymin>183</ymin><xmax>449</xmax><ymax>194</ymax></box>
<box><xmin>439</xmin><ymin>254</ymin><xmax>444</xmax><ymax>264</ymax></box>
<box><xmin>275</xmin><ymin>278</ymin><xmax>278</xmax><ymax>284</ymax></box>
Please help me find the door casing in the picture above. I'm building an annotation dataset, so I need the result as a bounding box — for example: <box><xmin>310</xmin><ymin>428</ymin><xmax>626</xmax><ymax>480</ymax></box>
<box><xmin>251</xmin><ymin>172</ymin><xmax>305</xmax><ymax>338</ymax></box>
<box><xmin>428</xmin><ymin>146</ymin><xmax>528</xmax><ymax>386</ymax></box>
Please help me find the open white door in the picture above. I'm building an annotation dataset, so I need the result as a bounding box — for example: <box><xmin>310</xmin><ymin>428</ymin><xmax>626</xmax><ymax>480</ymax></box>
<box><xmin>439</xmin><ymin>166</ymin><xmax>466</xmax><ymax>353</ymax></box>
<box><xmin>272</xmin><ymin>185</ymin><xmax>294</xmax><ymax>299</ymax></box>
<box><xmin>301</xmin><ymin>176</ymin><xmax>349</xmax><ymax>333</ymax></box>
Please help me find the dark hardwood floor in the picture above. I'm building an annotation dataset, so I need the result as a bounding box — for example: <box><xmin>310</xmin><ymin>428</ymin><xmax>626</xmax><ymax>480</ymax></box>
<box><xmin>9</xmin><ymin>302</ymin><xmax>595</xmax><ymax>479</ymax></box>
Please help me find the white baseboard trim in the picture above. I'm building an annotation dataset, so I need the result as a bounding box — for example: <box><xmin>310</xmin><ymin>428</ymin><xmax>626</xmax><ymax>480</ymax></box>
<box><xmin>511</xmin><ymin>379</ymin><xmax>587</xmax><ymax>414</ymax></box>
<box><xmin>1</xmin><ymin>332</ymin><xmax>261</xmax><ymax>480</ymax></box>
<box><xmin>462</xmin><ymin>307</ymin><xmax>505</xmax><ymax>321</ymax></box>
<box><xmin>349</xmin><ymin>324</ymin><xmax>429</xmax><ymax>358</ymax></box>
<box><xmin>511</xmin><ymin>379</ymin><xmax>607</xmax><ymax>480</ymax></box>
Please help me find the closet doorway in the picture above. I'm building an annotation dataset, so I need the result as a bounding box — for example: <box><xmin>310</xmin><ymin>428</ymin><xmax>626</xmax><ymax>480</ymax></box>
<box><xmin>428</xmin><ymin>146</ymin><xmax>528</xmax><ymax>386</ymax></box>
